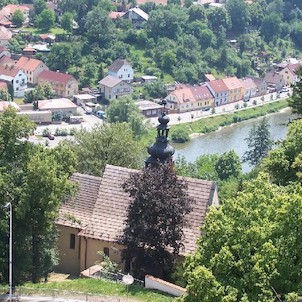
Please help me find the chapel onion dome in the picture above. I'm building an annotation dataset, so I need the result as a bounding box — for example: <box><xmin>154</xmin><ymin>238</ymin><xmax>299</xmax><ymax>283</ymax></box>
<box><xmin>145</xmin><ymin>100</ymin><xmax>175</xmax><ymax>167</ymax></box>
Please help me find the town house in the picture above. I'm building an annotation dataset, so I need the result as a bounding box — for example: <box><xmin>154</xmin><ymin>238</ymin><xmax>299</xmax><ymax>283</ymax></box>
<box><xmin>0</xmin><ymin>26</ymin><xmax>12</xmax><ymax>47</ymax></box>
<box><xmin>122</xmin><ymin>7</ymin><xmax>149</xmax><ymax>28</ymax></box>
<box><xmin>107</xmin><ymin>59</ymin><xmax>134</xmax><ymax>83</ymax></box>
<box><xmin>99</xmin><ymin>75</ymin><xmax>132</xmax><ymax>101</ymax></box>
<box><xmin>222</xmin><ymin>76</ymin><xmax>244</xmax><ymax>103</ymax></box>
<box><xmin>264</xmin><ymin>71</ymin><xmax>285</xmax><ymax>92</ymax></box>
<box><xmin>0</xmin><ymin>65</ymin><xmax>27</xmax><ymax>97</ymax></box>
<box><xmin>205</xmin><ymin>79</ymin><xmax>229</xmax><ymax>106</ymax></box>
<box><xmin>38</xmin><ymin>70</ymin><xmax>78</xmax><ymax>97</ymax></box>
<box><xmin>278</xmin><ymin>63</ymin><xmax>301</xmax><ymax>87</ymax></box>
<box><xmin>0</xmin><ymin>4</ymin><xmax>30</xmax><ymax>24</ymax></box>
<box><xmin>15</xmin><ymin>57</ymin><xmax>49</xmax><ymax>85</ymax></box>
<box><xmin>241</xmin><ymin>78</ymin><xmax>257</xmax><ymax>101</ymax></box>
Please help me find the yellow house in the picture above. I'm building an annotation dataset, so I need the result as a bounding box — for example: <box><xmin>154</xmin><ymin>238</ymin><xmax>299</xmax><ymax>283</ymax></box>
<box><xmin>56</xmin><ymin>165</ymin><xmax>219</xmax><ymax>275</ymax></box>
<box><xmin>222</xmin><ymin>76</ymin><xmax>244</xmax><ymax>103</ymax></box>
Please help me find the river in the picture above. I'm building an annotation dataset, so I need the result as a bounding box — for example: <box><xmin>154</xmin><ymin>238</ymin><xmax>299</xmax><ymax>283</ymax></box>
<box><xmin>173</xmin><ymin>108</ymin><xmax>294</xmax><ymax>173</ymax></box>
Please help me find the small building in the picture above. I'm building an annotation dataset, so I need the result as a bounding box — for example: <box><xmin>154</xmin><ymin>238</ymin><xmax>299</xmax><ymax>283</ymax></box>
<box><xmin>107</xmin><ymin>59</ymin><xmax>133</xmax><ymax>83</ymax></box>
<box><xmin>136</xmin><ymin>100</ymin><xmax>163</xmax><ymax>117</ymax></box>
<box><xmin>0</xmin><ymin>45</ymin><xmax>10</xmax><ymax>58</ymax></box>
<box><xmin>241</xmin><ymin>78</ymin><xmax>257</xmax><ymax>101</ymax></box>
<box><xmin>0</xmin><ymin>26</ymin><xmax>12</xmax><ymax>47</ymax></box>
<box><xmin>99</xmin><ymin>75</ymin><xmax>132</xmax><ymax>102</ymax></box>
<box><xmin>38</xmin><ymin>98</ymin><xmax>78</xmax><ymax>119</ymax></box>
<box><xmin>141</xmin><ymin>75</ymin><xmax>157</xmax><ymax>84</ymax></box>
<box><xmin>122</xmin><ymin>7</ymin><xmax>149</xmax><ymax>28</ymax></box>
<box><xmin>22</xmin><ymin>46</ymin><xmax>36</xmax><ymax>57</ymax></box>
<box><xmin>38</xmin><ymin>70</ymin><xmax>79</xmax><ymax>97</ymax></box>
<box><xmin>222</xmin><ymin>76</ymin><xmax>244</xmax><ymax>103</ymax></box>
<box><xmin>248</xmin><ymin>76</ymin><xmax>268</xmax><ymax>96</ymax></box>
<box><xmin>204</xmin><ymin>74</ymin><xmax>216</xmax><ymax>81</ymax></box>
<box><xmin>108</xmin><ymin>11</ymin><xmax>125</xmax><ymax>19</ymax></box>
<box><xmin>0</xmin><ymin>65</ymin><xmax>27</xmax><ymax>97</ymax></box>
<box><xmin>15</xmin><ymin>56</ymin><xmax>49</xmax><ymax>85</ymax></box>
<box><xmin>264</xmin><ymin>71</ymin><xmax>285</xmax><ymax>92</ymax></box>
<box><xmin>73</xmin><ymin>94</ymin><xmax>97</xmax><ymax>106</ymax></box>
<box><xmin>17</xmin><ymin>110</ymin><xmax>52</xmax><ymax>124</ymax></box>
<box><xmin>205</xmin><ymin>79</ymin><xmax>229</xmax><ymax>106</ymax></box>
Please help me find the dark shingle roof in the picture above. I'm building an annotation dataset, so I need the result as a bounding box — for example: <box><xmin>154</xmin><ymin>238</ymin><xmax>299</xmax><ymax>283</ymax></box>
<box><xmin>57</xmin><ymin>173</ymin><xmax>102</xmax><ymax>229</ymax></box>
<box><xmin>108</xmin><ymin>59</ymin><xmax>131</xmax><ymax>73</ymax></box>
<box><xmin>78</xmin><ymin>165</ymin><xmax>217</xmax><ymax>255</ymax></box>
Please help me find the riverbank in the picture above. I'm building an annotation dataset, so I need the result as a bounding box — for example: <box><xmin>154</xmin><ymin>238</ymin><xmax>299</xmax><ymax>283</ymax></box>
<box><xmin>169</xmin><ymin>100</ymin><xmax>289</xmax><ymax>141</ymax></box>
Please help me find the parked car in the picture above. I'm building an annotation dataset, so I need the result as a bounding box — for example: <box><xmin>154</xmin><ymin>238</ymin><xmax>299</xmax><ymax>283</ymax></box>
<box><xmin>47</xmin><ymin>134</ymin><xmax>55</xmax><ymax>140</ymax></box>
<box><xmin>96</xmin><ymin>110</ymin><xmax>106</xmax><ymax>119</ymax></box>
<box><xmin>281</xmin><ymin>87</ymin><xmax>289</xmax><ymax>93</ymax></box>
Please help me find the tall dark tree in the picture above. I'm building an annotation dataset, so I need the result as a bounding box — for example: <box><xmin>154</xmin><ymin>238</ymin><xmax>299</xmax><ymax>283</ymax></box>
<box><xmin>288</xmin><ymin>67</ymin><xmax>302</xmax><ymax>115</ymax></box>
<box><xmin>122</xmin><ymin>162</ymin><xmax>193</xmax><ymax>279</ymax></box>
<box><xmin>242</xmin><ymin>118</ymin><xmax>273</xmax><ymax>166</ymax></box>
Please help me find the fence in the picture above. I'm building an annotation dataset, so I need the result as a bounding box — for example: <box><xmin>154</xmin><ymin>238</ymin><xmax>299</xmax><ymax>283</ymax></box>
<box><xmin>0</xmin><ymin>287</ymin><xmax>121</xmax><ymax>302</ymax></box>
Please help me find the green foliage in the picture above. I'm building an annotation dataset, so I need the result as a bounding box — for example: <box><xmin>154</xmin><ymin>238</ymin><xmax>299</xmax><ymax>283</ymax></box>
<box><xmin>170</xmin><ymin>128</ymin><xmax>190</xmax><ymax>143</ymax></box>
<box><xmin>288</xmin><ymin>67</ymin><xmax>302</xmax><ymax>115</ymax></box>
<box><xmin>106</xmin><ymin>96</ymin><xmax>148</xmax><ymax>139</ymax></box>
<box><xmin>215</xmin><ymin>150</ymin><xmax>242</xmax><ymax>181</ymax></box>
<box><xmin>242</xmin><ymin>118</ymin><xmax>273</xmax><ymax>166</ymax></box>
<box><xmin>0</xmin><ymin>89</ymin><xmax>11</xmax><ymax>102</ymax></box>
<box><xmin>70</xmin><ymin>123</ymin><xmax>143</xmax><ymax>176</ymax></box>
<box><xmin>60</xmin><ymin>12</ymin><xmax>74</xmax><ymax>32</ymax></box>
<box><xmin>96</xmin><ymin>251</ymin><xmax>120</xmax><ymax>276</ymax></box>
<box><xmin>24</xmin><ymin>83</ymin><xmax>54</xmax><ymax>103</ymax></box>
<box><xmin>36</xmin><ymin>9</ymin><xmax>55</xmax><ymax>31</ymax></box>
<box><xmin>144</xmin><ymin>80</ymin><xmax>167</xmax><ymax>99</ymax></box>
<box><xmin>182</xmin><ymin>173</ymin><xmax>302</xmax><ymax>302</ymax></box>
<box><xmin>11</xmin><ymin>9</ymin><xmax>24</xmax><ymax>28</ymax></box>
<box><xmin>122</xmin><ymin>162</ymin><xmax>194</xmax><ymax>279</ymax></box>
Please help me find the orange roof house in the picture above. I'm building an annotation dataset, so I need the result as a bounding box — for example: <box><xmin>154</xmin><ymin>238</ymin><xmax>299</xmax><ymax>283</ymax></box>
<box><xmin>0</xmin><ymin>4</ymin><xmax>30</xmax><ymax>24</ymax></box>
<box><xmin>38</xmin><ymin>70</ymin><xmax>78</xmax><ymax>97</ymax></box>
<box><xmin>222</xmin><ymin>76</ymin><xmax>244</xmax><ymax>103</ymax></box>
<box><xmin>15</xmin><ymin>56</ymin><xmax>48</xmax><ymax>85</ymax></box>
<box><xmin>56</xmin><ymin>165</ymin><xmax>219</xmax><ymax>275</ymax></box>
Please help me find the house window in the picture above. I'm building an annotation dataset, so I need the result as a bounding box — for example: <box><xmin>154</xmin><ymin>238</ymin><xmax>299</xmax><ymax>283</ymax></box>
<box><xmin>104</xmin><ymin>247</ymin><xmax>109</xmax><ymax>257</ymax></box>
<box><xmin>128</xmin><ymin>74</ymin><xmax>130</xmax><ymax>77</ymax></box>
<box><xmin>70</xmin><ymin>234</ymin><xmax>76</xmax><ymax>249</ymax></box>
<box><xmin>16</xmin><ymin>80</ymin><xmax>19</xmax><ymax>83</ymax></box>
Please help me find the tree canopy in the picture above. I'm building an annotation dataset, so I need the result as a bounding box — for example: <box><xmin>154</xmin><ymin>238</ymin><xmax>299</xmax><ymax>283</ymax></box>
<box><xmin>122</xmin><ymin>162</ymin><xmax>193</xmax><ymax>279</ymax></box>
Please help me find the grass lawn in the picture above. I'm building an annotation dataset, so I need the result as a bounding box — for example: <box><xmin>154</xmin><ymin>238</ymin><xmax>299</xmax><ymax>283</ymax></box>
<box><xmin>21</xmin><ymin>278</ymin><xmax>176</xmax><ymax>302</ymax></box>
<box><xmin>20</xmin><ymin>27</ymin><xmax>67</xmax><ymax>35</ymax></box>
<box><xmin>14</xmin><ymin>98</ymin><xmax>25</xmax><ymax>105</ymax></box>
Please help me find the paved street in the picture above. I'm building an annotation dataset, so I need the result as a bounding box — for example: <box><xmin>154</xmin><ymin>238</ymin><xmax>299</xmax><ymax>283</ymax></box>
<box><xmin>148</xmin><ymin>90</ymin><xmax>291</xmax><ymax>125</ymax></box>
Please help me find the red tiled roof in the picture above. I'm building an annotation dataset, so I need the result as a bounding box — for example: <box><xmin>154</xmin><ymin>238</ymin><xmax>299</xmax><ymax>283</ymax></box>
<box><xmin>0</xmin><ymin>55</ymin><xmax>13</xmax><ymax>66</ymax></box>
<box><xmin>15</xmin><ymin>56</ymin><xmax>47</xmax><ymax>72</ymax></box>
<box><xmin>77</xmin><ymin>164</ymin><xmax>217</xmax><ymax>255</ymax></box>
<box><xmin>208</xmin><ymin>79</ymin><xmax>229</xmax><ymax>93</ymax></box>
<box><xmin>1</xmin><ymin>4</ymin><xmax>29</xmax><ymax>15</ymax></box>
<box><xmin>222</xmin><ymin>76</ymin><xmax>243</xmax><ymax>90</ymax></box>
<box><xmin>108</xmin><ymin>11</ymin><xmax>125</xmax><ymax>19</ymax></box>
<box><xmin>0</xmin><ymin>65</ymin><xmax>22</xmax><ymax>77</ymax></box>
<box><xmin>57</xmin><ymin>173</ymin><xmax>102</xmax><ymax>229</ymax></box>
<box><xmin>38</xmin><ymin>70</ymin><xmax>76</xmax><ymax>85</ymax></box>
<box><xmin>0</xmin><ymin>26</ymin><xmax>12</xmax><ymax>40</ymax></box>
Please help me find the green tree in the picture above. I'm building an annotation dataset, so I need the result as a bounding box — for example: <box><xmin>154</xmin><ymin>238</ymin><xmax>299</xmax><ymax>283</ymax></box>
<box><xmin>260</xmin><ymin>13</ymin><xmax>281</xmax><ymax>42</ymax></box>
<box><xmin>60</xmin><ymin>12</ymin><xmax>74</xmax><ymax>32</ymax></box>
<box><xmin>80</xmin><ymin>62</ymin><xmax>97</xmax><ymax>88</ymax></box>
<box><xmin>106</xmin><ymin>96</ymin><xmax>148</xmax><ymax>139</ymax></box>
<box><xmin>36</xmin><ymin>9</ymin><xmax>55</xmax><ymax>31</ymax></box>
<box><xmin>182</xmin><ymin>173</ymin><xmax>295</xmax><ymax>302</ymax></box>
<box><xmin>207</xmin><ymin>7</ymin><xmax>231</xmax><ymax>33</ymax></box>
<box><xmin>24</xmin><ymin>83</ymin><xmax>54</xmax><ymax>103</ymax></box>
<box><xmin>288</xmin><ymin>67</ymin><xmax>302</xmax><ymax>114</ymax></box>
<box><xmin>0</xmin><ymin>89</ymin><xmax>11</xmax><ymax>101</ymax></box>
<box><xmin>70</xmin><ymin>123</ymin><xmax>143</xmax><ymax>176</ymax></box>
<box><xmin>144</xmin><ymin>80</ymin><xmax>167</xmax><ymax>98</ymax></box>
<box><xmin>215</xmin><ymin>150</ymin><xmax>241</xmax><ymax>180</ymax></box>
<box><xmin>122</xmin><ymin>162</ymin><xmax>193</xmax><ymax>279</ymax></box>
<box><xmin>33</xmin><ymin>0</ymin><xmax>47</xmax><ymax>16</ymax></box>
<box><xmin>11</xmin><ymin>9</ymin><xmax>24</xmax><ymax>28</ymax></box>
<box><xmin>170</xmin><ymin>128</ymin><xmax>190</xmax><ymax>143</ymax></box>
<box><xmin>226</xmin><ymin>0</ymin><xmax>250</xmax><ymax>33</ymax></box>
<box><xmin>242</xmin><ymin>118</ymin><xmax>273</xmax><ymax>166</ymax></box>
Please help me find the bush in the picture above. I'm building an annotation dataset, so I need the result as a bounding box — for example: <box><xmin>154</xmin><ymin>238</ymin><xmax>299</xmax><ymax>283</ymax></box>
<box><xmin>42</xmin><ymin>128</ymin><xmax>51</xmax><ymax>137</ymax></box>
<box><xmin>171</xmin><ymin>128</ymin><xmax>190</xmax><ymax>143</ymax></box>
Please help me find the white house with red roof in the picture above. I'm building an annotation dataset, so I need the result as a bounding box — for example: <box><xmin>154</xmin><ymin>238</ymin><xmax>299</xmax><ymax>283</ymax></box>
<box><xmin>0</xmin><ymin>65</ymin><xmax>27</xmax><ymax>97</ymax></box>
<box><xmin>166</xmin><ymin>84</ymin><xmax>214</xmax><ymax>113</ymax></box>
<box><xmin>0</xmin><ymin>26</ymin><xmax>12</xmax><ymax>47</ymax></box>
<box><xmin>15</xmin><ymin>56</ymin><xmax>49</xmax><ymax>85</ymax></box>
<box><xmin>38</xmin><ymin>70</ymin><xmax>78</xmax><ymax>97</ymax></box>
<box><xmin>205</xmin><ymin>79</ymin><xmax>229</xmax><ymax>106</ymax></box>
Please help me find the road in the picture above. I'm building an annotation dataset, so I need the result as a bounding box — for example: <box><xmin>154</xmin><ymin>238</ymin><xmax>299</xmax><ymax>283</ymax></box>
<box><xmin>148</xmin><ymin>90</ymin><xmax>291</xmax><ymax>126</ymax></box>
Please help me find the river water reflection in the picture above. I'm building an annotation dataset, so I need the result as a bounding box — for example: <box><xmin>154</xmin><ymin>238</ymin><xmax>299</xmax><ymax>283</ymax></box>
<box><xmin>173</xmin><ymin>108</ymin><xmax>294</xmax><ymax>173</ymax></box>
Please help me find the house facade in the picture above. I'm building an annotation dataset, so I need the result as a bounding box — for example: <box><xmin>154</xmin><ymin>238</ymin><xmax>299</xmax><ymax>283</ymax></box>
<box><xmin>122</xmin><ymin>7</ymin><xmax>149</xmax><ymax>28</ymax></box>
<box><xmin>15</xmin><ymin>56</ymin><xmax>49</xmax><ymax>85</ymax></box>
<box><xmin>264</xmin><ymin>71</ymin><xmax>285</xmax><ymax>92</ymax></box>
<box><xmin>0</xmin><ymin>45</ymin><xmax>10</xmax><ymax>58</ymax></box>
<box><xmin>222</xmin><ymin>76</ymin><xmax>244</xmax><ymax>103</ymax></box>
<box><xmin>99</xmin><ymin>75</ymin><xmax>132</xmax><ymax>101</ymax></box>
<box><xmin>0</xmin><ymin>26</ymin><xmax>12</xmax><ymax>47</ymax></box>
<box><xmin>241</xmin><ymin>78</ymin><xmax>257</xmax><ymax>101</ymax></box>
<box><xmin>38</xmin><ymin>70</ymin><xmax>78</xmax><ymax>97</ymax></box>
<box><xmin>56</xmin><ymin>165</ymin><xmax>219</xmax><ymax>275</ymax></box>
<box><xmin>0</xmin><ymin>65</ymin><xmax>27</xmax><ymax>97</ymax></box>
<box><xmin>249</xmin><ymin>76</ymin><xmax>267</xmax><ymax>96</ymax></box>
<box><xmin>0</xmin><ymin>4</ymin><xmax>30</xmax><ymax>24</ymax></box>
<box><xmin>205</xmin><ymin>79</ymin><xmax>229</xmax><ymax>106</ymax></box>
<box><xmin>136</xmin><ymin>100</ymin><xmax>164</xmax><ymax>117</ymax></box>
<box><xmin>166</xmin><ymin>84</ymin><xmax>214</xmax><ymax>113</ymax></box>
<box><xmin>107</xmin><ymin>59</ymin><xmax>133</xmax><ymax>83</ymax></box>
<box><xmin>278</xmin><ymin>63</ymin><xmax>301</xmax><ymax>86</ymax></box>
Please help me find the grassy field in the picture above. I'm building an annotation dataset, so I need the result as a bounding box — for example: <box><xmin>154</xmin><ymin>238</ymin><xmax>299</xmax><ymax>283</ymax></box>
<box><xmin>21</xmin><ymin>278</ymin><xmax>175</xmax><ymax>302</ymax></box>
<box><xmin>20</xmin><ymin>27</ymin><xmax>67</xmax><ymax>35</ymax></box>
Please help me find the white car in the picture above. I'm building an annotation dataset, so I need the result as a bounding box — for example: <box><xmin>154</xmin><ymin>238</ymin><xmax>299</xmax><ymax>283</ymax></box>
<box><xmin>281</xmin><ymin>87</ymin><xmax>289</xmax><ymax>93</ymax></box>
